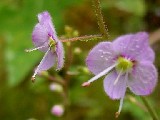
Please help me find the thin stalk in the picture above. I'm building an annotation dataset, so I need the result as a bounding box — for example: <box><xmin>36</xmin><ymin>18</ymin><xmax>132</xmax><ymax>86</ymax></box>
<box><xmin>62</xmin><ymin>82</ymin><xmax>70</xmax><ymax>119</ymax></box>
<box><xmin>92</xmin><ymin>0</ymin><xmax>109</xmax><ymax>39</ymax></box>
<box><xmin>60</xmin><ymin>35</ymin><xmax>102</xmax><ymax>42</ymax></box>
<box><xmin>41</xmin><ymin>73</ymin><xmax>65</xmax><ymax>86</ymax></box>
<box><xmin>62</xmin><ymin>41</ymin><xmax>74</xmax><ymax>120</ymax></box>
<box><xmin>141</xmin><ymin>96</ymin><xmax>159</xmax><ymax>120</ymax></box>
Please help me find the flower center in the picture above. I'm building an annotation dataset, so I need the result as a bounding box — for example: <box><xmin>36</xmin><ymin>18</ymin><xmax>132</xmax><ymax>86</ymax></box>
<box><xmin>49</xmin><ymin>37</ymin><xmax>56</xmax><ymax>48</ymax></box>
<box><xmin>49</xmin><ymin>37</ymin><xmax>57</xmax><ymax>53</ymax></box>
<box><xmin>116</xmin><ymin>57</ymin><xmax>133</xmax><ymax>72</ymax></box>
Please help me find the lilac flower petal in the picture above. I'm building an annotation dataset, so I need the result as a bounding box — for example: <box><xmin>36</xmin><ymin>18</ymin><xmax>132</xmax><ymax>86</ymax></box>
<box><xmin>86</xmin><ymin>42</ymin><xmax>116</xmax><ymax>75</ymax></box>
<box><xmin>32</xmin><ymin>23</ymin><xmax>49</xmax><ymax>52</ymax></box>
<box><xmin>103</xmin><ymin>71</ymin><xmax>127</xmax><ymax>99</ymax></box>
<box><xmin>33</xmin><ymin>49</ymin><xmax>56</xmax><ymax>78</ymax></box>
<box><xmin>113</xmin><ymin>32</ymin><xmax>154</xmax><ymax>62</ymax></box>
<box><xmin>56</xmin><ymin>41</ymin><xmax>64</xmax><ymax>70</ymax></box>
<box><xmin>38</xmin><ymin>50</ymin><xmax>56</xmax><ymax>71</ymax></box>
<box><xmin>137</xmin><ymin>47</ymin><xmax>155</xmax><ymax>63</ymax></box>
<box><xmin>38</xmin><ymin>11</ymin><xmax>58</xmax><ymax>40</ymax></box>
<box><xmin>86</xmin><ymin>63</ymin><xmax>117</xmax><ymax>84</ymax></box>
<box><xmin>128</xmin><ymin>61</ymin><xmax>157</xmax><ymax>95</ymax></box>
<box><xmin>30</xmin><ymin>11</ymin><xmax>65</xmax><ymax>80</ymax></box>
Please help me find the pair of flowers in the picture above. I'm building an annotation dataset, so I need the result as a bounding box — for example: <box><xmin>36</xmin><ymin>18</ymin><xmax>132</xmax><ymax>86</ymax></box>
<box><xmin>27</xmin><ymin>11</ymin><xmax>158</xmax><ymax>116</ymax></box>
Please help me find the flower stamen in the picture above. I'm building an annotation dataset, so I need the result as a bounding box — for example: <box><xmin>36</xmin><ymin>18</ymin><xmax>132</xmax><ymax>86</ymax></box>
<box><xmin>25</xmin><ymin>45</ymin><xmax>47</xmax><ymax>52</ymax></box>
<box><xmin>49</xmin><ymin>37</ymin><xmax>56</xmax><ymax>48</ymax></box>
<box><xmin>82</xmin><ymin>82</ymin><xmax>91</xmax><ymax>87</ymax></box>
<box><xmin>82</xmin><ymin>63</ymin><xmax>117</xmax><ymax>87</ymax></box>
<box><xmin>116</xmin><ymin>57</ymin><xmax>133</xmax><ymax>73</ymax></box>
<box><xmin>114</xmin><ymin>69</ymin><xmax>123</xmax><ymax>85</ymax></box>
<box><xmin>115</xmin><ymin>72</ymin><xmax>128</xmax><ymax>118</ymax></box>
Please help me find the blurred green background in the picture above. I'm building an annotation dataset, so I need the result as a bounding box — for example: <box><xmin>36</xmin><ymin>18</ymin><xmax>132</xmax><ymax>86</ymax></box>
<box><xmin>0</xmin><ymin>0</ymin><xmax>160</xmax><ymax>120</ymax></box>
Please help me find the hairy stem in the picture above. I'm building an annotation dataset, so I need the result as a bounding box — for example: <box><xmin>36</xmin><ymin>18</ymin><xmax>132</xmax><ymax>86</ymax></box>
<box><xmin>92</xmin><ymin>0</ymin><xmax>109</xmax><ymax>39</ymax></box>
<box><xmin>60</xmin><ymin>35</ymin><xmax>102</xmax><ymax>42</ymax></box>
<box><xmin>141</xmin><ymin>96</ymin><xmax>159</xmax><ymax>120</ymax></box>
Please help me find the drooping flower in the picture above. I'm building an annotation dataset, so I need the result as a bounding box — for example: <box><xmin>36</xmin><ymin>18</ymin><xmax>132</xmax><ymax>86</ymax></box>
<box><xmin>51</xmin><ymin>105</ymin><xmax>64</xmax><ymax>117</ymax></box>
<box><xmin>26</xmin><ymin>11</ymin><xmax>64</xmax><ymax>81</ymax></box>
<box><xmin>82</xmin><ymin>32</ymin><xmax>158</xmax><ymax>117</ymax></box>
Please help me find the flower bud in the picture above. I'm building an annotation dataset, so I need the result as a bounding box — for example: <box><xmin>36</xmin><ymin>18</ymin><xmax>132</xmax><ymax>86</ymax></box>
<box><xmin>74</xmin><ymin>47</ymin><xmax>81</xmax><ymax>54</ymax></box>
<box><xmin>51</xmin><ymin>105</ymin><xmax>64</xmax><ymax>117</ymax></box>
<box><xmin>27</xmin><ymin>118</ymin><xmax>37</xmax><ymax>120</ymax></box>
<box><xmin>73</xmin><ymin>30</ymin><xmax>79</xmax><ymax>37</ymax></box>
<box><xmin>49</xmin><ymin>83</ymin><xmax>63</xmax><ymax>92</ymax></box>
<box><xmin>80</xmin><ymin>67</ymin><xmax>90</xmax><ymax>74</ymax></box>
<box><xmin>66</xmin><ymin>42</ymin><xmax>71</xmax><ymax>46</ymax></box>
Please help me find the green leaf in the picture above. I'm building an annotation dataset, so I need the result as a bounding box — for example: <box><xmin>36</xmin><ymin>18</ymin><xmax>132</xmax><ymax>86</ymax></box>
<box><xmin>115</xmin><ymin>0</ymin><xmax>146</xmax><ymax>16</ymax></box>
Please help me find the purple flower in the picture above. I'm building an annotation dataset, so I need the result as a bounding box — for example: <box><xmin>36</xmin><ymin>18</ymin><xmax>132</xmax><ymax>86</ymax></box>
<box><xmin>26</xmin><ymin>11</ymin><xmax>64</xmax><ymax>81</ymax></box>
<box><xmin>82</xmin><ymin>32</ymin><xmax>157</xmax><ymax>117</ymax></box>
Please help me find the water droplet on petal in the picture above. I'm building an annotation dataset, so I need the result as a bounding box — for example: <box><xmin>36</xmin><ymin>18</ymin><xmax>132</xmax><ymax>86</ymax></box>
<box><xmin>103</xmin><ymin>51</ymin><xmax>112</xmax><ymax>55</ymax></box>
<box><xmin>130</xmin><ymin>48</ymin><xmax>135</xmax><ymax>51</ymax></box>
<box><xmin>105</xmin><ymin>58</ymin><xmax>108</xmax><ymax>61</ymax></box>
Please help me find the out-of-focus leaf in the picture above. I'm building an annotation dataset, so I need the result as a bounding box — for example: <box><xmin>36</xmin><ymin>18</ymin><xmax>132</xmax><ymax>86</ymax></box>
<box><xmin>115</xmin><ymin>0</ymin><xmax>146</xmax><ymax>16</ymax></box>
<box><xmin>123</xmin><ymin>96</ymin><xmax>150</xmax><ymax>120</ymax></box>
<box><xmin>102</xmin><ymin>0</ymin><xmax>146</xmax><ymax>16</ymax></box>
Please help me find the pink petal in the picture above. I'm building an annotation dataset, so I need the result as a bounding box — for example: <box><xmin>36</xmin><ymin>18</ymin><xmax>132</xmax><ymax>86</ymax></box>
<box><xmin>113</xmin><ymin>32</ymin><xmax>154</xmax><ymax>62</ymax></box>
<box><xmin>103</xmin><ymin>71</ymin><xmax>127</xmax><ymax>99</ymax></box>
<box><xmin>38</xmin><ymin>50</ymin><xmax>56</xmax><ymax>71</ymax></box>
<box><xmin>33</xmin><ymin>50</ymin><xmax>56</xmax><ymax>78</ymax></box>
<box><xmin>32</xmin><ymin>23</ymin><xmax>49</xmax><ymax>52</ymax></box>
<box><xmin>38</xmin><ymin>11</ymin><xmax>58</xmax><ymax>40</ymax></box>
<box><xmin>128</xmin><ymin>61</ymin><xmax>158</xmax><ymax>95</ymax></box>
<box><xmin>56</xmin><ymin>41</ymin><xmax>64</xmax><ymax>70</ymax></box>
<box><xmin>137</xmin><ymin>47</ymin><xmax>155</xmax><ymax>63</ymax></box>
<box><xmin>86</xmin><ymin>42</ymin><xmax>116</xmax><ymax>75</ymax></box>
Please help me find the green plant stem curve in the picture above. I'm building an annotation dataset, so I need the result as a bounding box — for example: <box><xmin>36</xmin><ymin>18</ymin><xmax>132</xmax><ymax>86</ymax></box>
<box><xmin>92</xmin><ymin>0</ymin><xmax>109</xmax><ymax>39</ymax></box>
<box><xmin>141</xmin><ymin>96</ymin><xmax>159</xmax><ymax>120</ymax></box>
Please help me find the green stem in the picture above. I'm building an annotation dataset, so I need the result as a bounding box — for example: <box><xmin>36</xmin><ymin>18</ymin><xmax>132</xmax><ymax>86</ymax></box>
<box><xmin>141</xmin><ymin>96</ymin><xmax>159</xmax><ymax>120</ymax></box>
<box><xmin>92</xmin><ymin>0</ymin><xmax>109</xmax><ymax>39</ymax></box>
<box><xmin>40</xmin><ymin>72</ymin><xmax>65</xmax><ymax>86</ymax></box>
<box><xmin>60</xmin><ymin>35</ymin><xmax>102</xmax><ymax>42</ymax></box>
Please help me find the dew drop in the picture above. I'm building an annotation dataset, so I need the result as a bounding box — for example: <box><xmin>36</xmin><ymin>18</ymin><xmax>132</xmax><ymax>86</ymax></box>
<box><xmin>105</xmin><ymin>58</ymin><xmax>108</xmax><ymax>61</ymax></box>
<box><xmin>102</xmin><ymin>51</ymin><xmax>106</xmax><ymax>54</ymax></box>
<box><xmin>103</xmin><ymin>51</ymin><xmax>112</xmax><ymax>55</ymax></box>
<box><xmin>99</xmin><ymin>50</ymin><xmax>103</xmax><ymax>52</ymax></box>
<box><xmin>123</xmin><ymin>46</ymin><xmax>126</xmax><ymax>49</ymax></box>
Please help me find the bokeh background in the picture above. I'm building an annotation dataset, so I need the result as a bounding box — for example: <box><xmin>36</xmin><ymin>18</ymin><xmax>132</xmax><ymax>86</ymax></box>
<box><xmin>0</xmin><ymin>0</ymin><xmax>160</xmax><ymax>120</ymax></box>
